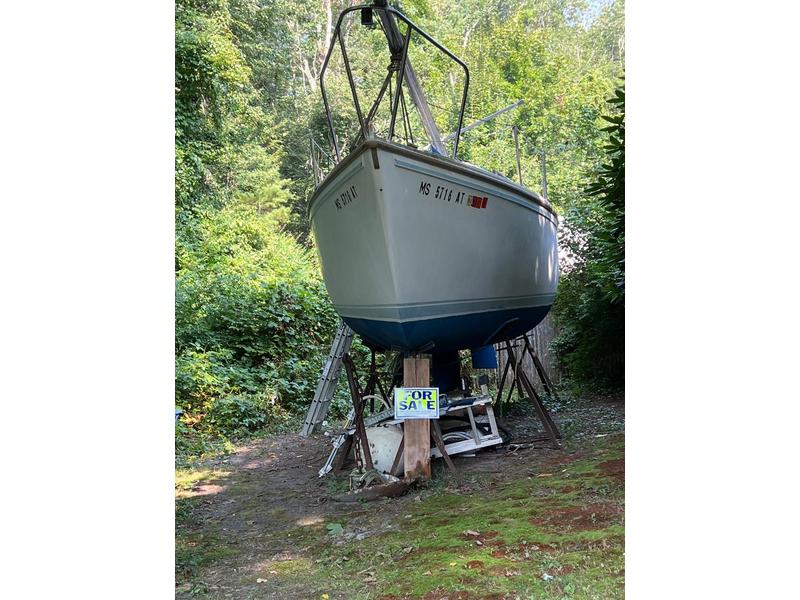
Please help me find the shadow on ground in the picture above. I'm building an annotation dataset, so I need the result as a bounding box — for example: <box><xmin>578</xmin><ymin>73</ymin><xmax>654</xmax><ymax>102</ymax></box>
<box><xmin>176</xmin><ymin>394</ymin><xmax>624</xmax><ymax>599</ymax></box>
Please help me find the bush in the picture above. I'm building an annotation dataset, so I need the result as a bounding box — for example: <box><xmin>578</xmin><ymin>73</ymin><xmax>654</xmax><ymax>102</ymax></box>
<box><xmin>175</xmin><ymin>203</ymin><xmax>341</xmax><ymax>448</ymax></box>
<box><xmin>207</xmin><ymin>394</ymin><xmax>270</xmax><ymax>435</ymax></box>
<box><xmin>552</xmin><ymin>83</ymin><xmax>624</xmax><ymax>390</ymax></box>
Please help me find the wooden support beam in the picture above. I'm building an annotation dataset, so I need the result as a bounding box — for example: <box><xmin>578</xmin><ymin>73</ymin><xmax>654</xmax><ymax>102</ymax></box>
<box><xmin>403</xmin><ymin>356</ymin><xmax>431</xmax><ymax>481</ymax></box>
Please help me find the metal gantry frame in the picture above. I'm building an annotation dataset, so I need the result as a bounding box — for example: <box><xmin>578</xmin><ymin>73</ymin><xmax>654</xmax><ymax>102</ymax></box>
<box><xmin>318</xmin><ymin>1</ymin><xmax>470</xmax><ymax>163</ymax></box>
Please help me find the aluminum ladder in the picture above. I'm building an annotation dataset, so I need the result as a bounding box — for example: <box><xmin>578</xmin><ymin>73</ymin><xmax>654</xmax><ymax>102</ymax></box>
<box><xmin>300</xmin><ymin>320</ymin><xmax>354</xmax><ymax>436</ymax></box>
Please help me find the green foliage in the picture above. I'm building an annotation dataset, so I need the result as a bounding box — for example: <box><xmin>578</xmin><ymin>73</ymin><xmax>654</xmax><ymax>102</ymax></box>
<box><xmin>175</xmin><ymin>0</ymin><xmax>344</xmax><ymax>456</ymax></box>
<box><xmin>586</xmin><ymin>84</ymin><xmax>625</xmax><ymax>303</ymax></box>
<box><xmin>175</xmin><ymin>203</ymin><xmax>341</xmax><ymax>446</ymax></box>
<box><xmin>174</xmin><ymin>0</ymin><xmax>625</xmax><ymax>455</ymax></box>
<box><xmin>207</xmin><ymin>395</ymin><xmax>270</xmax><ymax>435</ymax></box>
<box><xmin>175</xmin><ymin>0</ymin><xmax>286</xmax><ymax>217</ymax></box>
<box><xmin>552</xmin><ymin>81</ymin><xmax>625</xmax><ymax>389</ymax></box>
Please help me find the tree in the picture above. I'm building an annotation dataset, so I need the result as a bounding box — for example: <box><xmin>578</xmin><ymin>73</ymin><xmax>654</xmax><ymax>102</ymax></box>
<box><xmin>552</xmin><ymin>81</ymin><xmax>624</xmax><ymax>389</ymax></box>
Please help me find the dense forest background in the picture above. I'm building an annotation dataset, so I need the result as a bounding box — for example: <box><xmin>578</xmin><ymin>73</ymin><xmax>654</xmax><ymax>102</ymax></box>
<box><xmin>175</xmin><ymin>0</ymin><xmax>624</xmax><ymax>458</ymax></box>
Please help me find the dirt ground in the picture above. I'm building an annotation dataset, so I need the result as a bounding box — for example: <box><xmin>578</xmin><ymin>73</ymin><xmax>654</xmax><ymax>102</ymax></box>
<box><xmin>176</xmin><ymin>394</ymin><xmax>624</xmax><ymax>599</ymax></box>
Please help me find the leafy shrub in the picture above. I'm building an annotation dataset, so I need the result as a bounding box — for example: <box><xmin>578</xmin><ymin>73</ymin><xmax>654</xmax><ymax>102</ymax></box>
<box><xmin>175</xmin><ymin>202</ymin><xmax>342</xmax><ymax>449</ymax></box>
<box><xmin>206</xmin><ymin>394</ymin><xmax>270</xmax><ymax>435</ymax></box>
<box><xmin>552</xmin><ymin>83</ymin><xmax>625</xmax><ymax>390</ymax></box>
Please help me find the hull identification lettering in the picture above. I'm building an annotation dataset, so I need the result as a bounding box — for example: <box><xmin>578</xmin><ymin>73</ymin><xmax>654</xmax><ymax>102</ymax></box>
<box><xmin>335</xmin><ymin>185</ymin><xmax>358</xmax><ymax>210</ymax></box>
<box><xmin>418</xmin><ymin>180</ymin><xmax>488</xmax><ymax>209</ymax></box>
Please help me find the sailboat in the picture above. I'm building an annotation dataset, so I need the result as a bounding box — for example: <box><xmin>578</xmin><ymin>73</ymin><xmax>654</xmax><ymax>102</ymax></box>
<box><xmin>308</xmin><ymin>1</ymin><xmax>558</xmax><ymax>357</ymax></box>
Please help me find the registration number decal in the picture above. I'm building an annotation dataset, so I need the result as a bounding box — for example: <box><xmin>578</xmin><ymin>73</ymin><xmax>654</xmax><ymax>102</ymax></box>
<box><xmin>418</xmin><ymin>180</ymin><xmax>488</xmax><ymax>209</ymax></box>
<box><xmin>334</xmin><ymin>185</ymin><xmax>358</xmax><ymax>210</ymax></box>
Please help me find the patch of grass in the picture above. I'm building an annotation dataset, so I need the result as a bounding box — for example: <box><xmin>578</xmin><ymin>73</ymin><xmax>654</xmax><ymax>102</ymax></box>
<box><xmin>260</xmin><ymin>556</ymin><xmax>314</xmax><ymax>577</ymax></box>
<box><xmin>176</xmin><ymin>435</ymin><xmax>236</xmax><ymax>470</ymax></box>
<box><xmin>325</xmin><ymin>474</ymin><xmax>350</xmax><ymax>494</ymax></box>
<box><xmin>176</xmin><ymin>534</ymin><xmax>240</xmax><ymax>580</ymax></box>
<box><xmin>303</xmin><ymin>437</ymin><xmax>625</xmax><ymax>598</ymax></box>
<box><xmin>173</xmin><ymin>432</ymin><xmax>624</xmax><ymax>599</ymax></box>
<box><xmin>175</xmin><ymin>468</ymin><xmax>230</xmax><ymax>492</ymax></box>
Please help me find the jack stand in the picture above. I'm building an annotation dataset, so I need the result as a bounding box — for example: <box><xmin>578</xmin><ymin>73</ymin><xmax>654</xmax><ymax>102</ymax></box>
<box><xmin>318</xmin><ymin>351</ymin><xmax>393</xmax><ymax>477</ymax></box>
<box><xmin>342</xmin><ymin>353</ymin><xmax>374</xmax><ymax>471</ymax></box>
<box><xmin>521</xmin><ymin>333</ymin><xmax>561</xmax><ymax>404</ymax></box>
<box><xmin>363</xmin><ymin>348</ymin><xmax>390</xmax><ymax>413</ymax></box>
<box><xmin>496</xmin><ymin>337</ymin><xmax>561</xmax><ymax>449</ymax></box>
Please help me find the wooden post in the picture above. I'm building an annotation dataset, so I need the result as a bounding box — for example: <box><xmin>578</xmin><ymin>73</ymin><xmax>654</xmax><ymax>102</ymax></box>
<box><xmin>403</xmin><ymin>356</ymin><xmax>431</xmax><ymax>481</ymax></box>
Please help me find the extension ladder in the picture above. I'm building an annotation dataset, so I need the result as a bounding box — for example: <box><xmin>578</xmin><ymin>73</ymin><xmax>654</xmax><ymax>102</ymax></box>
<box><xmin>300</xmin><ymin>320</ymin><xmax>354</xmax><ymax>436</ymax></box>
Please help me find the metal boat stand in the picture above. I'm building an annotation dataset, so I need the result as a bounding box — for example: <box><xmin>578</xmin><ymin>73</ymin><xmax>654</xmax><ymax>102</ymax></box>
<box><xmin>323</xmin><ymin>351</ymin><xmax>456</xmax><ymax>478</ymax></box>
<box><xmin>318</xmin><ymin>351</ymin><xmax>394</xmax><ymax>477</ymax></box>
<box><xmin>385</xmin><ymin>415</ymin><xmax>457</xmax><ymax>477</ymax></box>
<box><xmin>324</xmin><ymin>352</ymin><xmax>417</xmax><ymax>501</ymax></box>
<box><xmin>496</xmin><ymin>335</ymin><xmax>561</xmax><ymax>449</ymax></box>
<box><xmin>496</xmin><ymin>334</ymin><xmax>561</xmax><ymax>414</ymax></box>
<box><xmin>342</xmin><ymin>353</ymin><xmax>374</xmax><ymax>471</ymax></box>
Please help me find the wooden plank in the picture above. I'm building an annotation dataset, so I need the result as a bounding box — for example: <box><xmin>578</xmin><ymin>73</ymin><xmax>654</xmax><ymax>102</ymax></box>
<box><xmin>331</xmin><ymin>435</ymin><xmax>353</xmax><ymax>474</ymax></box>
<box><xmin>390</xmin><ymin>437</ymin><xmax>405</xmax><ymax>477</ymax></box>
<box><xmin>466</xmin><ymin>407</ymin><xmax>481</xmax><ymax>444</ymax></box>
<box><xmin>403</xmin><ymin>356</ymin><xmax>431</xmax><ymax>481</ymax></box>
<box><xmin>430</xmin><ymin>436</ymin><xmax>502</xmax><ymax>457</ymax></box>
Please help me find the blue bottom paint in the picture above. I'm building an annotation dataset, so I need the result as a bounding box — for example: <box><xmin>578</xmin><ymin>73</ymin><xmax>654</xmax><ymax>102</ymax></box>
<box><xmin>342</xmin><ymin>305</ymin><xmax>552</xmax><ymax>352</ymax></box>
<box><xmin>471</xmin><ymin>344</ymin><xmax>498</xmax><ymax>369</ymax></box>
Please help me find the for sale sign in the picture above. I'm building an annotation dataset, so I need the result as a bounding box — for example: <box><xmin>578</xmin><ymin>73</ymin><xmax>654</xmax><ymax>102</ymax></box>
<box><xmin>394</xmin><ymin>387</ymin><xmax>440</xmax><ymax>420</ymax></box>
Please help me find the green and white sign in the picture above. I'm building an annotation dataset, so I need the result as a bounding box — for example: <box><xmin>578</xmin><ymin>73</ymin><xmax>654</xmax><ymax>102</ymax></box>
<box><xmin>394</xmin><ymin>387</ymin><xmax>440</xmax><ymax>419</ymax></box>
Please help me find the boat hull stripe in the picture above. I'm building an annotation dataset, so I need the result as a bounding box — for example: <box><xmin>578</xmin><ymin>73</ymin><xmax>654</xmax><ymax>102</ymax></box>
<box><xmin>335</xmin><ymin>294</ymin><xmax>555</xmax><ymax>322</ymax></box>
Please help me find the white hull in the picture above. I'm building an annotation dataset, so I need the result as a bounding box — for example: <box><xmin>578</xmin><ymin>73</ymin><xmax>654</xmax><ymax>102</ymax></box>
<box><xmin>309</xmin><ymin>140</ymin><xmax>558</xmax><ymax>352</ymax></box>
